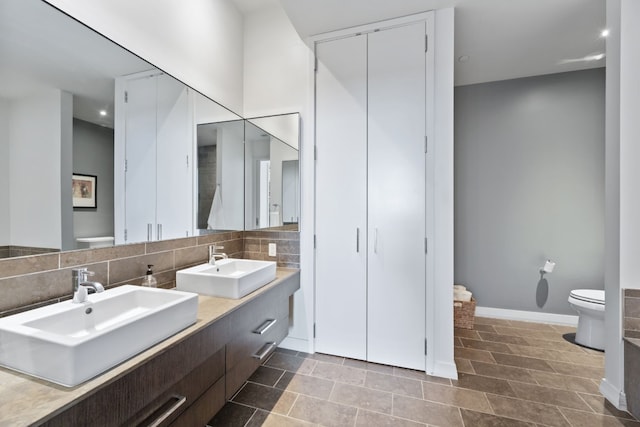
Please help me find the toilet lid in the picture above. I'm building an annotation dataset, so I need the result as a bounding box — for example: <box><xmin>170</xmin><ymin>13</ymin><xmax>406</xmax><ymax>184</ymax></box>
<box><xmin>570</xmin><ymin>289</ymin><xmax>605</xmax><ymax>305</ymax></box>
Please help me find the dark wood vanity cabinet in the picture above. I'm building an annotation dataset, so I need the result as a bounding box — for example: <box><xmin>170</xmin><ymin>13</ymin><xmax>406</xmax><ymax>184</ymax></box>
<box><xmin>42</xmin><ymin>272</ymin><xmax>299</xmax><ymax>427</ymax></box>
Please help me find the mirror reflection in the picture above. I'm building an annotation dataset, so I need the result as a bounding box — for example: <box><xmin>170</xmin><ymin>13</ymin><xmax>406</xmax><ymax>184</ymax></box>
<box><xmin>0</xmin><ymin>0</ymin><xmax>241</xmax><ymax>258</ymax></box>
<box><xmin>196</xmin><ymin>113</ymin><xmax>300</xmax><ymax>234</ymax></box>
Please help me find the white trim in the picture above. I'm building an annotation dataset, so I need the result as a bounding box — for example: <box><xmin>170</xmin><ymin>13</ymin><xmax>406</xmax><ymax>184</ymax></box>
<box><xmin>279</xmin><ymin>336</ymin><xmax>311</xmax><ymax>353</ymax></box>
<box><xmin>600</xmin><ymin>378</ymin><xmax>628</xmax><ymax>411</ymax></box>
<box><xmin>430</xmin><ymin>360</ymin><xmax>458</xmax><ymax>380</ymax></box>
<box><xmin>475</xmin><ymin>306</ymin><xmax>579</xmax><ymax>326</ymax></box>
<box><xmin>308</xmin><ymin>11</ymin><xmax>434</xmax><ymax>45</ymax></box>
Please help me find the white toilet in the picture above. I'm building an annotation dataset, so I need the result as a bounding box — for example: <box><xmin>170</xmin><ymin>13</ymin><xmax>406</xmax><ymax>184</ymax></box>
<box><xmin>568</xmin><ymin>289</ymin><xmax>605</xmax><ymax>351</ymax></box>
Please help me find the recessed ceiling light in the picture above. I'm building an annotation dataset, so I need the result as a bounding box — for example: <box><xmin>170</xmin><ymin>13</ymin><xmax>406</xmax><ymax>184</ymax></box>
<box><xmin>99</xmin><ymin>110</ymin><xmax>107</xmax><ymax>116</ymax></box>
<box><xmin>601</xmin><ymin>29</ymin><xmax>610</xmax><ymax>38</ymax></box>
<box><xmin>458</xmin><ymin>55</ymin><xmax>470</xmax><ymax>63</ymax></box>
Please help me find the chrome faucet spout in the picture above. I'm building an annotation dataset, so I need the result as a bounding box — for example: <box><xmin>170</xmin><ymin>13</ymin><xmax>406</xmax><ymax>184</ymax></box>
<box><xmin>72</xmin><ymin>268</ymin><xmax>104</xmax><ymax>303</ymax></box>
<box><xmin>209</xmin><ymin>245</ymin><xmax>228</xmax><ymax>266</ymax></box>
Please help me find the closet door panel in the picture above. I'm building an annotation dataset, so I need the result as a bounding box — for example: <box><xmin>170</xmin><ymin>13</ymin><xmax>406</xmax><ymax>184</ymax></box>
<box><xmin>315</xmin><ymin>35</ymin><xmax>368</xmax><ymax>360</ymax></box>
<box><xmin>156</xmin><ymin>74</ymin><xmax>193</xmax><ymax>240</ymax></box>
<box><xmin>367</xmin><ymin>22</ymin><xmax>426</xmax><ymax>370</ymax></box>
<box><xmin>124</xmin><ymin>76</ymin><xmax>157</xmax><ymax>243</ymax></box>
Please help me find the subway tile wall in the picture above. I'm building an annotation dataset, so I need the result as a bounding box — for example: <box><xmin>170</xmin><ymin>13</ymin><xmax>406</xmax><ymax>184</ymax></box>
<box><xmin>0</xmin><ymin>230</ymin><xmax>299</xmax><ymax>318</ymax></box>
<box><xmin>624</xmin><ymin>289</ymin><xmax>640</xmax><ymax>339</ymax></box>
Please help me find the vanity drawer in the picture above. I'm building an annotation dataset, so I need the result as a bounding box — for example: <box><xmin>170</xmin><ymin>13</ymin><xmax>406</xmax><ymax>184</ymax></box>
<box><xmin>43</xmin><ymin>319</ymin><xmax>228</xmax><ymax>427</ymax></box>
<box><xmin>168</xmin><ymin>375</ymin><xmax>225</xmax><ymax>427</ymax></box>
<box><xmin>226</xmin><ymin>313</ymin><xmax>289</xmax><ymax>399</ymax></box>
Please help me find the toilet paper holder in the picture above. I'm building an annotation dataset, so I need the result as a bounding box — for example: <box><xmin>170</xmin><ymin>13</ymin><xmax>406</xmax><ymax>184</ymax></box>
<box><xmin>540</xmin><ymin>259</ymin><xmax>555</xmax><ymax>275</ymax></box>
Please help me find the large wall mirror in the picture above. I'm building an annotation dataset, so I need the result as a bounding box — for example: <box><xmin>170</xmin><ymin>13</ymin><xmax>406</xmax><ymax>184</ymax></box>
<box><xmin>0</xmin><ymin>0</ymin><xmax>300</xmax><ymax>258</ymax></box>
<box><xmin>196</xmin><ymin>113</ymin><xmax>300</xmax><ymax>233</ymax></box>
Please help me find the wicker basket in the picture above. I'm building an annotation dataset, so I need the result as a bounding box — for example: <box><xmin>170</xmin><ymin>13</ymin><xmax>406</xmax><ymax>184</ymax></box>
<box><xmin>454</xmin><ymin>297</ymin><xmax>476</xmax><ymax>329</ymax></box>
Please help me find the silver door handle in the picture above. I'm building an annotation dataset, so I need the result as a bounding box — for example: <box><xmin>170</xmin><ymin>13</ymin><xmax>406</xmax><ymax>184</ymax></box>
<box><xmin>356</xmin><ymin>228</ymin><xmax>360</xmax><ymax>253</ymax></box>
<box><xmin>157</xmin><ymin>223</ymin><xmax>162</xmax><ymax>240</ymax></box>
<box><xmin>147</xmin><ymin>223</ymin><xmax>152</xmax><ymax>242</ymax></box>
<box><xmin>374</xmin><ymin>228</ymin><xmax>378</xmax><ymax>254</ymax></box>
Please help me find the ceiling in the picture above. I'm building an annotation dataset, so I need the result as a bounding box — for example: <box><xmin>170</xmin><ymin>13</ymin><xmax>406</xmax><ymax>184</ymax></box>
<box><xmin>0</xmin><ymin>0</ymin><xmax>153</xmax><ymax>128</ymax></box>
<box><xmin>276</xmin><ymin>0</ymin><xmax>606</xmax><ymax>86</ymax></box>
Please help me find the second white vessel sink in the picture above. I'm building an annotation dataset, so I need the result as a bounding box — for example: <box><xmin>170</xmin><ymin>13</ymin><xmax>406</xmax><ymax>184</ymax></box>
<box><xmin>0</xmin><ymin>285</ymin><xmax>198</xmax><ymax>387</ymax></box>
<box><xmin>176</xmin><ymin>258</ymin><xmax>277</xmax><ymax>299</ymax></box>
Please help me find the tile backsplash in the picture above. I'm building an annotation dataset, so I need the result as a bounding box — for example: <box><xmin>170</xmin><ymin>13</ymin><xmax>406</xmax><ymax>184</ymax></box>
<box><xmin>0</xmin><ymin>230</ymin><xmax>299</xmax><ymax>318</ymax></box>
<box><xmin>624</xmin><ymin>288</ymin><xmax>640</xmax><ymax>339</ymax></box>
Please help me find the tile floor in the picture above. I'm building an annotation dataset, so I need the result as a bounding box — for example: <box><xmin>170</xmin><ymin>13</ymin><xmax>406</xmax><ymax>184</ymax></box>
<box><xmin>208</xmin><ymin>317</ymin><xmax>639</xmax><ymax>426</ymax></box>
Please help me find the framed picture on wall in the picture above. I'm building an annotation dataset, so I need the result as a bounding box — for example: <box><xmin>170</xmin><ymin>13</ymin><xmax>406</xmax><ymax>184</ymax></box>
<box><xmin>72</xmin><ymin>173</ymin><xmax>97</xmax><ymax>209</ymax></box>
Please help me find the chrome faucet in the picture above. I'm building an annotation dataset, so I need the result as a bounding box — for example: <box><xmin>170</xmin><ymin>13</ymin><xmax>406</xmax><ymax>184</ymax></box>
<box><xmin>72</xmin><ymin>268</ymin><xmax>105</xmax><ymax>303</ymax></box>
<box><xmin>209</xmin><ymin>245</ymin><xmax>228</xmax><ymax>266</ymax></box>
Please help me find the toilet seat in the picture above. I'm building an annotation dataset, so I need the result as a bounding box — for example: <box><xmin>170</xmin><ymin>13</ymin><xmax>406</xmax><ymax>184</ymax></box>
<box><xmin>569</xmin><ymin>289</ymin><xmax>604</xmax><ymax>305</ymax></box>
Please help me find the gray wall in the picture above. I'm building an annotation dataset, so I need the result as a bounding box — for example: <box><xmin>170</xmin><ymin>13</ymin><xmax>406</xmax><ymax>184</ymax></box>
<box><xmin>72</xmin><ymin>119</ymin><xmax>114</xmax><ymax>242</ymax></box>
<box><xmin>454</xmin><ymin>68</ymin><xmax>605</xmax><ymax>315</ymax></box>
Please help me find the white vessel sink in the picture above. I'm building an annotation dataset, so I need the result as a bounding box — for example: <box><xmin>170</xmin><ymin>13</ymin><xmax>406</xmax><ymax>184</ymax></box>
<box><xmin>176</xmin><ymin>258</ymin><xmax>277</xmax><ymax>299</ymax></box>
<box><xmin>0</xmin><ymin>285</ymin><xmax>198</xmax><ymax>387</ymax></box>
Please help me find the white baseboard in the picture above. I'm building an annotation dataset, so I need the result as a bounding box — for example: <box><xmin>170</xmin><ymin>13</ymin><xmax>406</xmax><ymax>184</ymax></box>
<box><xmin>429</xmin><ymin>360</ymin><xmax>458</xmax><ymax>380</ymax></box>
<box><xmin>279</xmin><ymin>336</ymin><xmax>311</xmax><ymax>353</ymax></box>
<box><xmin>600</xmin><ymin>378</ymin><xmax>628</xmax><ymax>411</ymax></box>
<box><xmin>475</xmin><ymin>306</ymin><xmax>579</xmax><ymax>326</ymax></box>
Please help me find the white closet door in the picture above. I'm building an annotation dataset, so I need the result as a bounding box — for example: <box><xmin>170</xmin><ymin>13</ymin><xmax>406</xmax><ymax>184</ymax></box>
<box><xmin>156</xmin><ymin>74</ymin><xmax>193</xmax><ymax>240</ymax></box>
<box><xmin>124</xmin><ymin>75</ymin><xmax>157</xmax><ymax>243</ymax></box>
<box><xmin>367</xmin><ymin>22</ymin><xmax>426</xmax><ymax>370</ymax></box>
<box><xmin>315</xmin><ymin>34</ymin><xmax>368</xmax><ymax>360</ymax></box>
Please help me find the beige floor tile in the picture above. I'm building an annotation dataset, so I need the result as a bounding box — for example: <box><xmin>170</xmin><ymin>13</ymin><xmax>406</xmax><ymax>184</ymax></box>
<box><xmin>579</xmin><ymin>393</ymin><xmax>638</xmax><ymax>419</ymax></box>
<box><xmin>460</xmin><ymin>408</ymin><xmax>537</xmax><ymax>426</ymax></box>
<box><xmin>473</xmin><ymin>323</ymin><xmax>498</xmax><ymax>333</ymax></box>
<box><xmin>275</xmin><ymin>372</ymin><xmax>335</xmax><ymax>400</ymax></box>
<box><xmin>306</xmin><ymin>352</ymin><xmax>345</xmax><ymax>365</ymax></box>
<box><xmin>249</xmin><ymin>365</ymin><xmax>285</xmax><ymax>387</ymax></box>
<box><xmin>422</xmin><ymin>381</ymin><xmax>492</xmax><ymax>413</ymax></box>
<box><xmin>289</xmin><ymin>395</ymin><xmax>357</xmax><ymax>426</ymax></box>
<box><xmin>486</xmin><ymin>394</ymin><xmax>571</xmax><ymax>427</ymax></box>
<box><xmin>559</xmin><ymin>408</ymin><xmax>640</xmax><ymax>427</ymax></box>
<box><xmin>453</xmin><ymin>372</ymin><xmax>516</xmax><ymax>397</ymax></box>
<box><xmin>392</xmin><ymin>394</ymin><xmax>464</xmax><ymax>426</ymax></box>
<box><xmin>477</xmin><ymin>331</ymin><xmax>530</xmax><ymax>345</ymax></box>
<box><xmin>343</xmin><ymin>358</ymin><xmax>395</xmax><ymax>375</ymax></box>
<box><xmin>522</xmin><ymin>337</ymin><xmax>588</xmax><ymax>353</ymax></box>
<box><xmin>507</xmin><ymin>344</ymin><xmax>574</xmax><ymax>361</ymax></box>
<box><xmin>507</xmin><ymin>320</ymin><xmax>558</xmax><ymax>331</ymax></box>
<box><xmin>494</xmin><ymin>326</ymin><xmax>567</xmax><ymax>342</ymax></box>
<box><xmin>232</xmin><ymin>382</ymin><xmax>298</xmax><ymax>415</ymax></box>
<box><xmin>547</xmin><ymin>360</ymin><xmax>604</xmax><ymax>380</ymax></box>
<box><xmin>469</xmin><ymin>360</ymin><xmax>537</xmax><ymax>384</ymax></box>
<box><xmin>508</xmin><ymin>381</ymin><xmax>592</xmax><ymax>411</ymax></box>
<box><xmin>460</xmin><ymin>337</ymin><xmax>513</xmax><ymax>354</ymax></box>
<box><xmin>329</xmin><ymin>382</ymin><xmax>392</xmax><ymax>414</ymax></box>
<box><xmin>550</xmin><ymin>324</ymin><xmax>578</xmax><ymax>334</ymax></box>
<box><xmin>454</xmin><ymin>328</ymin><xmax>482</xmax><ymax>340</ymax></box>
<box><xmin>491</xmin><ymin>352</ymin><xmax>556</xmax><ymax>373</ymax></box>
<box><xmin>246</xmin><ymin>410</ymin><xmax>315</xmax><ymax>427</ymax></box>
<box><xmin>265</xmin><ymin>352</ymin><xmax>317</xmax><ymax>375</ymax></box>
<box><xmin>475</xmin><ymin>317</ymin><xmax>513</xmax><ymax>326</ymax></box>
<box><xmin>311</xmin><ymin>361</ymin><xmax>367</xmax><ymax>386</ymax></box>
<box><xmin>365</xmin><ymin>371</ymin><xmax>423</xmax><ymax>398</ymax></box>
<box><xmin>454</xmin><ymin>346</ymin><xmax>496</xmax><ymax>364</ymax></box>
<box><xmin>527</xmin><ymin>370</ymin><xmax>601</xmax><ymax>394</ymax></box>
<box><xmin>556</xmin><ymin>350</ymin><xmax>604</xmax><ymax>367</ymax></box>
<box><xmin>455</xmin><ymin>358</ymin><xmax>475</xmax><ymax>374</ymax></box>
<box><xmin>355</xmin><ymin>409</ymin><xmax>426</xmax><ymax>426</ymax></box>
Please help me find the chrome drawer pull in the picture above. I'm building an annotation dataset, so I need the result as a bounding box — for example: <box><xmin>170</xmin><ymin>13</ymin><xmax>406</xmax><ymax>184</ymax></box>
<box><xmin>252</xmin><ymin>318</ymin><xmax>277</xmax><ymax>335</ymax></box>
<box><xmin>252</xmin><ymin>342</ymin><xmax>277</xmax><ymax>360</ymax></box>
<box><xmin>146</xmin><ymin>394</ymin><xmax>187</xmax><ymax>427</ymax></box>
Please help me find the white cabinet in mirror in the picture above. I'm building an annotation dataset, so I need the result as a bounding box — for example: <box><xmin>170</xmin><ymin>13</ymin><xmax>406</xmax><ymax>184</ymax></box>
<box><xmin>195</xmin><ymin>113</ymin><xmax>300</xmax><ymax>234</ymax></box>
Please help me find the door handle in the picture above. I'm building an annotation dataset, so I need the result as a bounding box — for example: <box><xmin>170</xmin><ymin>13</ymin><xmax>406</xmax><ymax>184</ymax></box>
<box><xmin>356</xmin><ymin>227</ymin><xmax>360</xmax><ymax>253</ymax></box>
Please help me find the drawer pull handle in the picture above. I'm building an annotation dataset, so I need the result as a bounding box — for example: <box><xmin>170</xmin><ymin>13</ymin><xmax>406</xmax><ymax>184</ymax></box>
<box><xmin>252</xmin><ymin>342</ymin><xmax>277</xmax><ymax>360</ymax></box>
<box><xmin>253</xmin><ymin>318</ymin><xmax>277</xmax><ymax>335</ymax></box>
<box><xmin>144</xmin><ymin>394</ymin><xmax>187</xmax><ymax>427</ymax></box>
